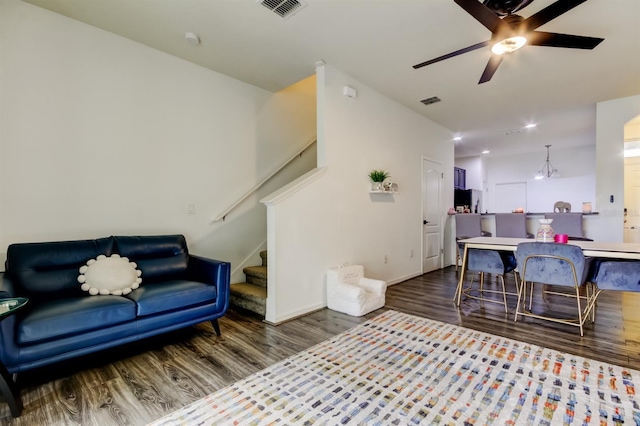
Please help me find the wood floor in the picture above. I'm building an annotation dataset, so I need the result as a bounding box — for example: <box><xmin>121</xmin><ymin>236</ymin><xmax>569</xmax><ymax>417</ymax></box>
<box><xmin>2</xmin><ymin>266</ymin><xmax>640</xmax><ymax>425</ymax></box>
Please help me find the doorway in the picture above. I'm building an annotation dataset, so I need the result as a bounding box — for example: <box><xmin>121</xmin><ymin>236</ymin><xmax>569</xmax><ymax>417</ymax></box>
<box><xmin>422</xmin><ymin>158</ymin><xmax>443</xmax><ymax>273</ymax></box>
<box><xmin>623</xmin><ymin>115</ymin><xmax>640</xmax><ymax>242</ymax></box>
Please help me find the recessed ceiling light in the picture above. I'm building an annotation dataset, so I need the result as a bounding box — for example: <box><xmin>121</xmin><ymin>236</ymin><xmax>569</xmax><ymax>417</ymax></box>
<box><xmin>525</xmin><ymin>123</ymin><xmax>537</xmax><ymax>129</ymax></box>
<box><xmin>453</xmin><ymin>136</ymin><xmax>462</xmax><ymax>141</ymax></box>
<box><xmin>482</xmin><ymin>150</ymin><xmax>490</xmax><ymax>154</ymax></box>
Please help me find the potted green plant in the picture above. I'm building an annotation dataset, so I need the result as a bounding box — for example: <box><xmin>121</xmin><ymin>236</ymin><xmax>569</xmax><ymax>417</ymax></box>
<box><xmin>368</xmin><ymin>170</ymin><xmax>389</xmax><ymax>191</ymax></box>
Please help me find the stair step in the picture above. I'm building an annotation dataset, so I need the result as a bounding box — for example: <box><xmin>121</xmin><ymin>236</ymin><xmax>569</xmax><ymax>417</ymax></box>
<box><xmin>244</xmin><ymin>265</ymin><xmax>267</xmax><ymax>287</ymax></box>
<box><xmin>260</xmin><ymin>250</ymin><xmax>267</xmax><ymax>266</ymax></box>
<box><xmin>230</xmin><ymin>283</ymin><xmax>266</xmax><ymax>316</ymax></box>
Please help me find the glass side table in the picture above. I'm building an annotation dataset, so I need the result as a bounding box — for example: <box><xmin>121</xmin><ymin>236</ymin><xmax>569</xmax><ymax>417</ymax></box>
<box><xmin>0</xmin><ymin>297</ymin><xmax>28</xmax><ymax>417</ymax></box>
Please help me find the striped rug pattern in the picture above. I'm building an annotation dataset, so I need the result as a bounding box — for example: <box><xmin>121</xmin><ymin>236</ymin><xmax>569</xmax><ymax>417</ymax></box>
<box><xmin>149</xmin><ymin>310</ymin><xmax>639</xmax><ymax>425</ymax></box>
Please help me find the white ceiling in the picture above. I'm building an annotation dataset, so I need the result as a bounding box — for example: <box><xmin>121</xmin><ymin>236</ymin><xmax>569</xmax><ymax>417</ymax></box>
<box><xmin>21</xmin><ymin>0</ymin><xmax>640</xmax><ymax>158</ymax></box>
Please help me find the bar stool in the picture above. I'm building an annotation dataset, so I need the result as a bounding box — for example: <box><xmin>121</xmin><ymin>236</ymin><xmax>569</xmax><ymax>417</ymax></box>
<box><xmin>544</xmin><ymin>213</ymin><xmax>585</xmax><ymax>239</ymax></box>
<box><xmin>495</xmin><ymin>213</ymin><xmax>533</xmax><ymax>238</ymax></box>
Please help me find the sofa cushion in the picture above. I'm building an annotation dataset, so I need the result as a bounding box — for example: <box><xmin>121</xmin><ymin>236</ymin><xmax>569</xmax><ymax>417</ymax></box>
<box><xmin>114</xmin><ymin>235</ymin><xmax>188</xmax><ymax>284</ymax></box>
<box><xmin>78</xmin><ymin>254</ymin><xmax>142</xmax><ymax>296</ymax></box>
<box><xmin>6</xmin><ymin>237</ymin><xmax>115</xmax><ymax>298</ymax></box>
<box><xmin>17</xmin><ymin>296</ymin><xmax>136</xmax><ymax>345</ymax></box>
<box><xmin>125</xmin><ymin>280</ymin><xmax>216</xmax><ymax>316</ymax></box>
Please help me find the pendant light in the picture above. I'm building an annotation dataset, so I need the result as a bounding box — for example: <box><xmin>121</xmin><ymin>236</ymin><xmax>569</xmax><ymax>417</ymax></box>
<box><xmin>535</xmin><ymin>144</ymin><xmax>558</xmax><ymax>179</ymax></box>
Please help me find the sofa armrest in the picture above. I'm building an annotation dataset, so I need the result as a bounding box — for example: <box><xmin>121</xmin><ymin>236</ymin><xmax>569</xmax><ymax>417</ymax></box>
<box><xmin>328</xmin><ymin>281</ymin><xmax>365</xmax><ymax>302</ymax></box>
<box><xmin>358</xmin><ymin>277</ymin><xmax>387</xmax><ymax>296</ymax></box>
<box><xmin>0</xmin><ymin>273</ymin><xmax>19</xmax><ymax>367</ymax></box>
<box><xmin>0</xmin><ymin>273</ymin><xmax>16</xmax><ymax>299</ymax></box>
<box><xmin>186</xmin><ymin>255</ymin><xmax>231</xmax><ymax>314</ymax></box>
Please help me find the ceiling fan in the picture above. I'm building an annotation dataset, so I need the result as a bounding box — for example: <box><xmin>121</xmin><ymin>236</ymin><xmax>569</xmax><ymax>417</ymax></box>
<box><xmin>413</xmin><ymin>0</ymin><xmax>604</xmax><ymax>84</ymax></box>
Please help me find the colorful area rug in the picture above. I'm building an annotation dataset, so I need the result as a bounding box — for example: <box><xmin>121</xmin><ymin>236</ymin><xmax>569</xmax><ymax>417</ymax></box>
<box><xmin>149</xmin><ymin>310</ymin><xmax>640</xmax><ymax>425</ymax></box>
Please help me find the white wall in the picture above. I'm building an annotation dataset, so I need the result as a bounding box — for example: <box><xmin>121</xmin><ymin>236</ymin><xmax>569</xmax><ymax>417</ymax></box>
<box><xmin>0</xmin><ymin>0</ymin><xmax>316</xmax><ymax>272</ymax></box>
<box><xmin>455</xmin><ymin>156</ymin><xmax>484</xmax><ymax>191</ymax></box>
<box><xmin>262</xmin><ymin>65</ymin><xmax>454</xmax><ymax>324</ymax></box>
<box><xmin>484</xmin><ymin>146</ymin><xmax>596</xmax><ymax>214</ymax></box>
<box><xmin>595</xmin><ymin>95</ymin><xmax>640</xmax><ymax>242</ymax></box>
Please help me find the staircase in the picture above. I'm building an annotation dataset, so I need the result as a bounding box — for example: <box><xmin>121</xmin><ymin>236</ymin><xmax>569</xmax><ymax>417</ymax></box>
<box><xmin>229</xmin><ymin>251</ymin><xmax>267</xmax><ymax>316</ymax></box>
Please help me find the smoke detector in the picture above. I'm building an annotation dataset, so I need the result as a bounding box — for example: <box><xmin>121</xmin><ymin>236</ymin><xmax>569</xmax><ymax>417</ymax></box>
<box><xmin>184</xmin><ymin>32</ymin><xmax>200</xmax><ymax>46</ymax></box>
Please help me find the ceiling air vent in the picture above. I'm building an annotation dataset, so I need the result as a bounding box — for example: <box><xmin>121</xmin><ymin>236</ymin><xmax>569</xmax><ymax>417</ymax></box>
<box><xmin>503</xmin><ymin>128</ymin><xmax>522</xmax><ymax>136</ymax></box>
<box><xmin>420</xmin><ymin>97</ymin><xmax>441</xmax><ymax>106</ymax></box>
<box><xmin>259</xmin><ymin>0</ymin><xmax>307</xmax><ymax>19</ymax></box>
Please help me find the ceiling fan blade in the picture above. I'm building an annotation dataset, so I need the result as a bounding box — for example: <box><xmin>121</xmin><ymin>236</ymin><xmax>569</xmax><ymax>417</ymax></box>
<box><xmin>413</xmin><ymin>41</ymin><xmax>491</xmax><ymax>69</ymax></box>
<box><xmin>479</xmin><ymin>55</ymin><xmax>504</xmax><ymax>84</ymax></box>
<box><xmin>527</xmin><ymin>31</ymin><xmax>604</xmax><ymax>49</ymax></box>
<box><xmin>523</xmin><ymin>0</ymin><xmax>588</xmax><ymax>31</ymax></box>
<box><xmin>454</xmin><ymin>0</ymin><xmax>508</xmax><ymax>33</ymax></box>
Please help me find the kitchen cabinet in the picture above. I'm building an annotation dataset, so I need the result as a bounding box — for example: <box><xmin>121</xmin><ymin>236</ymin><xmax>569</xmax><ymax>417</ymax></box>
<box><xmin>454</xmin><ymin>167</ymin><xmax>466</xmax><ymax>190</ymax></box>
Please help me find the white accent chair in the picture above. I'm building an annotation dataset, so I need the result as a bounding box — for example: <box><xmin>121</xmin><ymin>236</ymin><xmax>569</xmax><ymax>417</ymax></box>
<box><xmin>326</xmin><ymin>265</ymin><xmax>387</xmax><ymax>316</ymax></box>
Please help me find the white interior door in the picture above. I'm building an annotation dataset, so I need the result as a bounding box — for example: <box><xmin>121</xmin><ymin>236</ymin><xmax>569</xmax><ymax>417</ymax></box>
<box><xmin>494</xmin><ymin>182</ymin><xmax>527</xmax><ymax>213</ymax></box>
<box><xmin>423</xmin><ymin>159</ymin><xmax>443</xmax><ymax>273</ymax></box>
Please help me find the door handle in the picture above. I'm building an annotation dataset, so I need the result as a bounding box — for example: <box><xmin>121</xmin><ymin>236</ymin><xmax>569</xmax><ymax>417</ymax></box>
<box><xmin>423</xmin><ymin>220</ymin><xmax>429</xmax><ymax>224</ymax></box>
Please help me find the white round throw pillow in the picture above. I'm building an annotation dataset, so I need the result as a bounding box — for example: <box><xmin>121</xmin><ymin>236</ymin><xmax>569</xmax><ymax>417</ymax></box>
<box><xmin>77</xmin><ymin>254</ymin><xmax>142</xmax><ymax>296</ymax></box>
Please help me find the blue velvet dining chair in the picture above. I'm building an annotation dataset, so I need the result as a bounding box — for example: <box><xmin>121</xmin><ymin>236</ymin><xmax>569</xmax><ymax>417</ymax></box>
<box><xmin>459</xmin><ymin>248</ymin><xmax>518</xmax><ymax>313</ymax></box>
<box><xmin>590</xmin><ymin>261</ymin><xmax>640</xmax><ymax>321</ymax></box>
<box><xmin>455</xmin><ymin>214</ymin><xmax>491</xmax><ymax>271</ymax></box>
<box><xmin>514</xmin><ymin>242</ymin><xmax>595</xmax><ymax>336</ymax></box>
<box><xmin>593</xmin><ymin>261</ymin><xmax>640</xmax><ymax>291</ymax></box>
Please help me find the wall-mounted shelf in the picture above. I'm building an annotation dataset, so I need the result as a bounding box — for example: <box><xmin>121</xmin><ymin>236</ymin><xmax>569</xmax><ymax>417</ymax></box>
<box><xmin>369</xmin><ymin>189</ymin><xmax>399</xmax><ymax>194</ymax></box>
<box><xmin>369</xmin><ymin>182</ymin><xmax>398</xmax><ymax>194</ymax></box>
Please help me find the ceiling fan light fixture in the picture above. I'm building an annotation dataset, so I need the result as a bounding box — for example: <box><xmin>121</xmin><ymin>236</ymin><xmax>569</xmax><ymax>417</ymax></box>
<box><xmin>491</xmin><ymin>36</ymin><xmax>527</xmax><ymax>55</ymax></box>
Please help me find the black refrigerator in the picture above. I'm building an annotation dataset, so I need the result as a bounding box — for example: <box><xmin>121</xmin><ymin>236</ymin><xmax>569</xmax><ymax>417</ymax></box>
<box><xmin>454</xmin><ymin>189</ymin><xmax>483</xmax><ymax>214</ymax></box>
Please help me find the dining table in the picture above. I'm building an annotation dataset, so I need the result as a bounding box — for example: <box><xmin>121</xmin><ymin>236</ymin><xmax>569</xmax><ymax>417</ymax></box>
<box><xmin>455</xmin><ymin>237</ymin><xmax>640</xmax><ymax>307</ymax></box>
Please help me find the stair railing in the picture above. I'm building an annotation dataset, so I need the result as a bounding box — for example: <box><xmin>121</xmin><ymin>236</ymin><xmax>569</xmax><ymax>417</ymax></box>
<box><xmin>211</xmin><ymin>137</ymin><xmax>317</xmax><ymax>223</ymax></box>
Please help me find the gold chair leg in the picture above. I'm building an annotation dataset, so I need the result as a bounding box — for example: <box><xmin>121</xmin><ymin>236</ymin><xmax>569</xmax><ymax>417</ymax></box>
<box><xmin>528</xmin><ymin>282</ymin><xmax>535</xmax><ymax>311</ymax></box>
<box><xmin>514</xmin><ymin>279</ymin><xmax>525</xmax><ymax>322</ymax></box>
<box><xmin>574</xmin><ymin>285</ymin><xmax>584</xmax><ymax>337</ymax></box>
<box><xmin>499</xmin><ymin>274</ymin><xmax>508</xmax><ymax>313</ymax></box>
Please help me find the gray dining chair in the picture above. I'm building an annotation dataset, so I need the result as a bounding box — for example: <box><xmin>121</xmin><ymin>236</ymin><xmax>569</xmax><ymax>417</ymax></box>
<box><xmin>514</xmin><ymin>242</ymin><xmax>595</xmax><ymax>336</ymax></box>
<box><xmin>544</xmin><ymin>213</ymin><xmax>585</xmax><ymax>239</ymax></box>
<box><xmin>495</xmin><ymin>213</ymin><xmax>533</xmax><ymax>238</ymax></box>
<box><xmin>456</xmin><ymin>214</ymin><xmax>490</xmax><ymax>239</ymax></box>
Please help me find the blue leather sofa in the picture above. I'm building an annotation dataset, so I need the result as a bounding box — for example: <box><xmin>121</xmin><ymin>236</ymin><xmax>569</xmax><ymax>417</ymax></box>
<box><xmin>0</xmin><ymin>234</ymin><xmax>230</xmax><ymax>375</ymax></box>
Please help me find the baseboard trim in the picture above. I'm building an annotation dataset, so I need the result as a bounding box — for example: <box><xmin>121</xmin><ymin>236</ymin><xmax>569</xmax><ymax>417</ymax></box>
<box><xmin>263</xmin><ymin>271</ymin><xmax>431</xmax><ymax>325</ymax></box>
<box><xmin>264</xmin><ymin>305</ymin><xmax>326</xmax><ymax>326</ymax></box>
<box><xmin>387</xmin><ymin>271</ymin><xmax>423</xmax><ymax>286</ymax></box>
